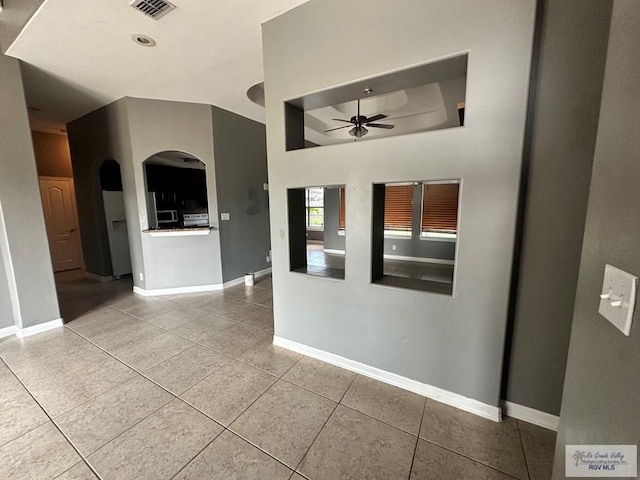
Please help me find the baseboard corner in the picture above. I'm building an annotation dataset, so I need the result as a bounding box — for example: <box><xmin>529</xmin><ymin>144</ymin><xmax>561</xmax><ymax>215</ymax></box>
<box><xmin>502</xmin><ymin>400</ymin><xmax>559</xmax><ymax>431</ymax></box>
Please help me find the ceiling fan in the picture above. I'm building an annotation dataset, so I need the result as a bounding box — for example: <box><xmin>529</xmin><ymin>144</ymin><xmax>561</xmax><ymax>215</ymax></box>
<box><xmin>324</xmin><ymin>99</ymin><xmax>395</xmax><ymax>138</ymax></box>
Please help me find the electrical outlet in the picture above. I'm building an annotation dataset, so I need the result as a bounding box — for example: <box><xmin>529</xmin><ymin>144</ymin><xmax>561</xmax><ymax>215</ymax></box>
<box><xmin>221</xmin><ymin>213</ymin><xmax>230</xmax><ymax>221</ymax></box>
<box><xmin>263</xmin><ymin>183</ymin><xmax>269</xmax><ymax>191</ymax></box>
<box><xmin>392</xmin><ymin>245</ymin><xmax>397</xmax><ymax>251</ymax></box>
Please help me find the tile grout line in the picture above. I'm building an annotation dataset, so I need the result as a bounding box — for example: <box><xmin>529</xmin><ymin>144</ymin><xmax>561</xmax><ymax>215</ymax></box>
<box><xmin>515</xmin><ymin>419</ymin><xmax>533</xmax><ymax>480</ymax></box>
<box><xmin>167</xmin><ymin>434</ymin><xmax>222</xmax><ymax>480</ymax></box>
<box><xmin>291</xmin><ymin>372</ymin><xmax>359</xmax><ymax>476</ymax></box>
<box><xmin>406</xmin><ymin>395</ymin><xmax>429</xmax><ymax>479</ymax></box>
<box><xmin>65</xmin><ymin>319</ymin><xmax>302</xmax><ymax>478</ymax></box>
<box><xmin>415</xmin><ymin>435</ymin><xmax>523</xmax><ymax>480</ymax></box>
<box><xmin>59</xmin><ymin>327</ymin><xmax>231</xmax><ymax>455</ymax></box>
<box><xmin>0</xmin><ymin>356</ymin><xmax>105</xmax><ymax>480</ymax></box>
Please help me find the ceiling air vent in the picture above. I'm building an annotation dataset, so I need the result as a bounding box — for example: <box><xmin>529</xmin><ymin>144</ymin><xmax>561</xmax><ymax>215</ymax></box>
<box><xmin>129</xmin><ymin>0</ymin><xmax>176</xmax><ymax>20</ymax></box>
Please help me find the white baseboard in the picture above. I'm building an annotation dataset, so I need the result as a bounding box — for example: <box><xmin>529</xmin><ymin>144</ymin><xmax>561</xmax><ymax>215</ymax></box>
<box><xmin>0</xmin><ymin>325</ymin><xmax>16</xmax><ymax>339</ymax></box>
<box><xmin>323</xmin><ymin>249</ymin><xmax>346</xmax><ymax>255</ymax></box>
<box><xmin>383</xmin><ymin>254</ymin><xmax>454</xmax><ymax>266</ymax></box>
<box><xmin>273</xmin><ymin>336</ymin><xmax>502</xmax><ymax>422</ymax></box>
<box><xmin>15</xmin><ymin>318</ymin><xmax>63</xmax><ymax>338</ymax></box>
<box><xmin>85</xmin><ymin>272</ymin><xmax>114</xmax><ymax>282</ymax></box>
<box><xmin>133</xmin><ymin>267</ymin><xmax>273</xmax><ymax>296</ymax></box>
<box><xmin>133</xmin><ymin>284</ymin><xmax>223</xmax><ymax>297</ymax></box>
<box><xmin>502</xmin><ymin>401</ymin><xmax>559</xmax><ymax>431</ymax></box>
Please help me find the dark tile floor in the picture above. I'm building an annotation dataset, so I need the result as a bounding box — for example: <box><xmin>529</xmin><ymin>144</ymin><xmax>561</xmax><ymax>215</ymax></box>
<box><xmin>0</xmin><ymin>270</ymin><xmax>556</xmax><ymax>479</ymax></box>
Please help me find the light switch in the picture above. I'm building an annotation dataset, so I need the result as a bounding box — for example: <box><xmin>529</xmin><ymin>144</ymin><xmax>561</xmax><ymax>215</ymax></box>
<box><xmin>598</xmin><ymin>264</ymin><xmax>637</xmax><ymax>336</ymax></box>
<box><xmin>220</xmin><ymin>213</ymin><xmax>230</xmax><ymax>221</ymax></box>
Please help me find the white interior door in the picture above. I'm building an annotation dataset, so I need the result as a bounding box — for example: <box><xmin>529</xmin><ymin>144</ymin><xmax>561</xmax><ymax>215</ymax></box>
<box><xmin>39</xmin><ymin>178</ymin><xmax>83</xmax><ymax>272</ymax></box>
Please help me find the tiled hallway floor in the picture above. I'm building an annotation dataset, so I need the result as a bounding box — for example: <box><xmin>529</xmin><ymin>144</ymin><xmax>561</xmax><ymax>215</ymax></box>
<box><xmin>0</xmin><ymin>272</ymin><xmax>556</xmax><ymax>479</ymax></box>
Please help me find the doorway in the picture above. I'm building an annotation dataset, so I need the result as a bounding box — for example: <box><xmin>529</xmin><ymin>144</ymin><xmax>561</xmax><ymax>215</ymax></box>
<box><xmin>39</xmin><ymin>176</ymin><xmax>83</xmax><ymax>272</ymax></box>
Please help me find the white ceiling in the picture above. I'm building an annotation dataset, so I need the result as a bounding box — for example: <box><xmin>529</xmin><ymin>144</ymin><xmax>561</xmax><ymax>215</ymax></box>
<box><xmin>4</xmin><ymin>0</ymin><xmax>308</xmax><ymax>132</ymax></box>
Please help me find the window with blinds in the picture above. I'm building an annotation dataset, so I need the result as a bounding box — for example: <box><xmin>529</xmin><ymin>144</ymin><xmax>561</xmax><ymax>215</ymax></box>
<box><xmin>384</xmin><ymin>184</ymin><xmax>414</xmax><ymax>233</ymax></box>
<box><xmin>338</xmin><ymin>187</ymin><xmax>346</xmax><ymax>230</ymax></box>
<box><xmin>421</xmin><ymin>182</ymin><xmax>459</xmax><ymax>234</ymax></box>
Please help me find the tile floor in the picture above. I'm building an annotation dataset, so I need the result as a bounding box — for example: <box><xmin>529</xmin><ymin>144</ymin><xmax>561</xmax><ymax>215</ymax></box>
<box><xmin>0</xmin><ymin>271</ymin><xmax>556</xmax><ymax>480</ymax></box>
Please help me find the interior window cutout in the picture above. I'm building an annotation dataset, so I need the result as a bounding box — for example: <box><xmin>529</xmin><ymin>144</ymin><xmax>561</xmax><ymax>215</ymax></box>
<box><xmin>288</xmin><ymin>185</ymin><xmax>346</xmax><ymax>280</ymax></box>
<box><xmin>371</xmin><ymin>180</ymin><xmax>460</xmax><ymax>295</ymax></box>
<box><xmin>284</xmin><ymin>54</ymin><xmax>468</xmax><ymax>151</ymax></box>
<box><xmin>142</xmin><ymin>151</ymin><xmax>209</xmax><ymax>230</ymax></box>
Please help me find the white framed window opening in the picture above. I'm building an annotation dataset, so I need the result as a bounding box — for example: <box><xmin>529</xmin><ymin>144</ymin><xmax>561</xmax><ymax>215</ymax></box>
<box><xmin>305</xmin><ymin>187</ymin><xmax>324</xmax><ymax>229</ymax></box>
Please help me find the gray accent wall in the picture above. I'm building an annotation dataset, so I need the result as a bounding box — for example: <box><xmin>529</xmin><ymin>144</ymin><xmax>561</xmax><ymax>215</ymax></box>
<box><xmin>0</xmin><ymin>53</ymin><xmax>59</xmax><ymax>329</ymax></box>
<box><xmin>67</xmin><ymin>100</ymin><xmax>132</xmax><ymax>278</ymax></box>
<box><xmin>68</xmin><ymin>98</ymin><xmax>224</xmax><ymax>290</ymax></box>
<box><xmin>0</xmin><ymin>252</ymin><xmax>13</xmax><ymax>329</ymax></box>
<box><xmin>211</xmin><ymin>106</ymin><xmax>271</xmax><ymax>283</ymax></box>
<box><xmin>553</xmin><ymin>1</ymin><xmax>640</xmax><ymax>476</ymax></box>
<box><xmin>126</xmin><ymin>98</ymin><xmax>223</xmax><ymax>290</ymax></box>
<box><xmin>0</xmin><ymin>0</ymin><xmax>44</xmax><ymax>54</ymax></box>
<box><xmin>504</xmin><ymin>0</ymin><xmax>613</xmax><ymax>415</ymax></box>
<box><xmin>263</xmin><ymin>0</ymin><xmax>536</xmax><ymax>406</ymax></box>
<box><xmin>323</xmin><ymin>188</ymin><xmax>345</xmax><ymax>252</ymax></box>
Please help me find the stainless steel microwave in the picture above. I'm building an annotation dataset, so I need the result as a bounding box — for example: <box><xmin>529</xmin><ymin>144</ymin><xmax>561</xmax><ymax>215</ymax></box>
<box><xmin>157</xmin><ymin>210</ymin><xmax>178</xmax><ymax>224</ymax></box>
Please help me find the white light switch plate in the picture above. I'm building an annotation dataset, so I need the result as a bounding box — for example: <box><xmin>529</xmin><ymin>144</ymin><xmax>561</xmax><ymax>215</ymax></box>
<box><xmin>598</xmin><ymin>264</ymin><xmax>637</xmax><ymax>336</ymax></box>
<box><xmin>220</xmin><ymin>213</ymin><xmax>230</xmax><ymax>221</ymax></box>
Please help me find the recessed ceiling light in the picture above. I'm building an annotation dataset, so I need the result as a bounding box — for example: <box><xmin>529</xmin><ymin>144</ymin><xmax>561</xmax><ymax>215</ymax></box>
<box><xmin>363</xmin><ymin>88</ymin><xmax>373</xmax><ymax>95</ymax></box>
<box><xmin>131</xmin><ymin>34</ymin><xmax>156</xmax><ymax>47</ymax></box>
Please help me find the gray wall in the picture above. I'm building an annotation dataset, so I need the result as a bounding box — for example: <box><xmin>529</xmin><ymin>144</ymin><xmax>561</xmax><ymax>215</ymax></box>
<box><xmin>68</xmin><ymin>100</ymin><xmax>133</xmax><ymax>278</ymax></box>
<box><xmin>0</xmin><ymin>53</ymin><xmax>59</xmax><ymax>329</ymax></box>
<box><xmin>211</xmin><ymin>106</ymin><xmax>271</xmax><ymax>283</ymax></box>
<box><xmin>553</xmin><ymin>1</ymin><xmax>640</xmax><ymax>476</ymax></box>
<box><xmin>0</xmin><ymin>0</ymin><xmax>44</xmax><ymax>53</ymax></box>
<box><xmin>323</xmin><ymin>188</ymin><xmax>344</xmax><ymax>252</ymax></box>
<box><xmin>68</xmin><ymin>97</ymin><xmax>224</xmax><ymax>290</ymax></box>
<box><xmin>0</xmin><ymin>250</ymin><xmax>13</xmax><ymax>329</ymax></box>
<box><xmin>504</xmin><ymin>0</ymin><xmax>613</xmax><ymax>415</ymax></box>
<box><xmin>126</xmin><ymin>98</ymin><xmax>223</xmax><ymax>290</ymax></box>
<box><xmin>264</xmin><ymin>0</ymin><xmax>536</xmax><ymax>407</ymax></box>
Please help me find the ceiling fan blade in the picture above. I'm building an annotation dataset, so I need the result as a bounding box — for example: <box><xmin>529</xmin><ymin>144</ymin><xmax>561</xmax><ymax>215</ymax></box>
<box><xmin>363</xmin><ymin>113</ymin><xmax>387</xmax><ymax>123</ymax></box>
<box><xmin>331</xmin><ymin>119</ymin><xmax>354</xmax><ymax>124</ymax></box>
<box><xmin>366</xmin><ymin>123</ymin><xmax>395</xmax><ymax>129</ymax></box>
<box><xmin>324</xmin><ymin>125</ymin><xmax>353</xmax><ymax>132</ymax></box>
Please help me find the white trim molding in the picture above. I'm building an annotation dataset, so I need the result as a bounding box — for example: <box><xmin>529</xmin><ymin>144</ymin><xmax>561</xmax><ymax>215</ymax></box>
<box><xmin>383</xmin><ymin>254</ymin><xmax>454</xmax><ymax>266</ymax></box>
<box><xmin>15</xmin><ymin>318</ymin><xmax>63</xmax><ymax>338</ymax></box>
<box><xmin>0</xmin><ymin>325</ymin><xmax>16</xmax><ymax>339</ymax></box>
<box><xmin>133</xmin><ymin>284</ymin><xmax>222</xmax><ymax>297</ymax></box>
<box><xmin>502</xmin><ymin>401</ymin><xmax>559</xmax><ymax>431</ymax></box>
<box><xmin>323</xmin><ymin>249</ymin><xmax>345</xmax><ymax>255</ymax></box>
<box><xmin>273</xmin><ymin>336</ymin><xmax>502</xmax><ymax>422</ymax></box>
<box><xmin>133</xmin><ymin>267</ymin><xmax>272</xmax><ymax>297</ymax></box>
